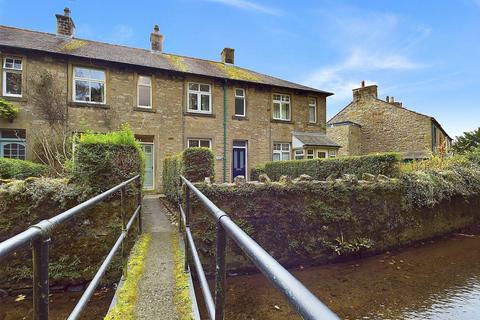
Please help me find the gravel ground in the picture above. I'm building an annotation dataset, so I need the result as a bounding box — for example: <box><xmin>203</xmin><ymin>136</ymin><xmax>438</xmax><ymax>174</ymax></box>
<box><xmin>136</xmin><ymin>195</ymin><xmax>180</xmax><ymax>320</ymax></box>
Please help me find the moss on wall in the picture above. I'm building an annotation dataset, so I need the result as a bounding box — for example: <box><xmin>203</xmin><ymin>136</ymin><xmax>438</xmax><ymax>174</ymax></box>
<box><xmin>189</xmin><ymin>162</ymin><xmax>480</xmax><ymax>274</ymax></box>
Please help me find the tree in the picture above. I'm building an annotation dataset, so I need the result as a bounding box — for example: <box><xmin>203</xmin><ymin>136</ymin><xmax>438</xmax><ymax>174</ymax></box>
<box><xmin>452</xmin><ymin>127</ymin><xmax>480</xmax><ymax>154</ymax></box>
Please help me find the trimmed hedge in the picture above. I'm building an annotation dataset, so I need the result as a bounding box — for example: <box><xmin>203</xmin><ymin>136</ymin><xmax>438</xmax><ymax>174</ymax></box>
<box><xmin>163</xmin><ymin>154</ymin><xmax>182</xmax><ymax>203</ymax></box>
<box><xmin>262</xmin><ymin>153</ymin><xmax>401</xmax><ymax>181</ymax></box>
<box><xmin>0</xmin><ymin>158</ymin><xmax>47</xmax><ymax>179</ymax></box>
<box><xmin>162</xmin><ymin>147</ymin><xmax>215</xmax><ymax>202</ymax></box>
<box><xmin>73</xmin><ymin>125</ymin><xmax>144</xmax><ymax>192</ymax></box>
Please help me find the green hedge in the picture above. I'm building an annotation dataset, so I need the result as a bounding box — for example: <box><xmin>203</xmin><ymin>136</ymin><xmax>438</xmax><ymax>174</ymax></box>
<box><xmin>250</xmin><ymin>165</ymin><xmax>266</xmax><ymax>181</ymax></box>
<box><xmin>162</xmin><ymin>147</ymin><xmax>215</xmax><ymax>202</ymax></box>
<box><xmin>0</xmin><ymin>158</ymin><xmax>47</xmax><ymax>179</ymax></box>
<box><xmin>262</xmin><ymin>153</ymin><xmax>401</xmax><ymax>181</ymax></box>
<box><xmin>162</xmin><ymin>154</ymin><xmax>182</xmax><ymax>203</ymax></box>
<box><xmin>73</xmin><ymin>125</ymin><xmax>144</xmax><ymax>192</ymax></box>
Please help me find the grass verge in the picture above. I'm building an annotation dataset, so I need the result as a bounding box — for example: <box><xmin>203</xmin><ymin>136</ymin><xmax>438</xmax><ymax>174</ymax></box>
<box><xmin>104</xmin><ymin>233</ymin><xmax>151</xmax><ymax>320</ymax></box>
<box><xmin>172</xmin><ymin>232</ymin><xmax>194</xmax><ymax>320</ymax></box>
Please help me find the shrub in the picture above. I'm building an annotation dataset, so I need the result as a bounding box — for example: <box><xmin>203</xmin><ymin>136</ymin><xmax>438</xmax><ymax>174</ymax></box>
<box><xmin>182</xmin><ymin>147</ymin><xmax>215</xmax><ymax>182</ymax></box>
<box><xmin>263</xmin><ymin>153</ymin><xmax>401</xmax><ymax>181</ymax></box>
<box><xmin>0</xmin><ymin>158</ymin><xmax>47</xmax><ymax>179</ymax></box>
<box><xmin>400</xmin><ymin>155</ymin><xmax>472</xmax><ymax>173</ymax></box>
<box><xmin>162</xmin><ymin>154</ymin><xmax>182</xmax><ymax>203</ymax></box>
<box><xmin>250</xmin><ymin>165</ymin><xmax>266</xmax><ymax>180</ymax></box>
<box><xmin>73</xmin><ymin>125</ymin><xmax>144</xmax><ymax>191</ymax></box>
<box><xmin>162</xmin><ymin>148</ymin><xmax>215</xmax><ymax>202</ymax></box>
<box><xmin>0</xmin><ymin>99</ymin><xmax>19</xmax><ymax>122</ymax></box>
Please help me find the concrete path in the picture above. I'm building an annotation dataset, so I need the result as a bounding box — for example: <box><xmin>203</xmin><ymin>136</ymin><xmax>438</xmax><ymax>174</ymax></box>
<box><xmin>136</xmin><ymin>195</ymin><xmax>180</xmax><ymax>320</ymax></box>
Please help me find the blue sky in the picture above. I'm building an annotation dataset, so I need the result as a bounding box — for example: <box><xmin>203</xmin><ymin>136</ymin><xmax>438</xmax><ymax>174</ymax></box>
<box><xmin>1</xmin><ymin>0</ymin><xmax>479</xmax><ymax>138</ymax></box>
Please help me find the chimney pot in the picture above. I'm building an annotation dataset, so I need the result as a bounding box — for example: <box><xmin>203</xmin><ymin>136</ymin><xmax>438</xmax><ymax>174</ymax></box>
<box><xmin>390</xmin><ymin>96</ymin><xmax>395</xmax><ymax>103</ymax></box>
<box><xmin>361</xmin><ymin>80</ymin><xmax>365</xmax><ymax>88</ymax></box>
<box><xmin>386</xmin><ymin>96</ymin><xmax>390</xmax><ymax>102</ymax></box>
<box><xmin>56</xmin><ymin>7</ymin><xmax>75</xmax><ymax>37</ymax></box>
<box><xmin>221</xmin><ymin>48</ymin><xmax>235</xmax><ymax>64</ymax></box>
<box><xmin>150</xmin><ymin>25</ymin><xmax>164</xmax><ymax>52</ymax></box>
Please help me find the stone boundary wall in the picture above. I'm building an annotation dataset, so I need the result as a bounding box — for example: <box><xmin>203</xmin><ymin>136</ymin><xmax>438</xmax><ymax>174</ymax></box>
<box><xmin>189</xmin><ymin>172</ymin><xmax>480</xmax><ymax>275</ymax></box>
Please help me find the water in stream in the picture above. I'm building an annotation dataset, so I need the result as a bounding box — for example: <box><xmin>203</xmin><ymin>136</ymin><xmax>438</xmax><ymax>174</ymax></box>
<box><xmin>203</xmin><ymin>232</ymin><xmax>480</xmax><ymax>320</ymax></box>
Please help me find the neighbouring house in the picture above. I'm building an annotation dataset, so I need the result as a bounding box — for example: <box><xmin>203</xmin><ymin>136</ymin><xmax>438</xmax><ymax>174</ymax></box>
<box><xmin>327</xmin><ymin>82</ymin><xmax>452</xmax><ymax>159</ymax></box>
<box><xmin>0</xmin><ymin>8</ymin><xmax>338</xmax><ymax>191</ymax></box>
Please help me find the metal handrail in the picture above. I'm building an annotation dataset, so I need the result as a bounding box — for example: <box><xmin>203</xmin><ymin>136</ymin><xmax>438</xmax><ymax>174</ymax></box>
<box><xmin>0</xmin><ymin>175</ymin><xmax>142</xmax><ymax>320</ymax></box>
<box><xmin>179</xmin><ymin>175</ymin><xmax>339</xmax><ymax>320</ymax></box>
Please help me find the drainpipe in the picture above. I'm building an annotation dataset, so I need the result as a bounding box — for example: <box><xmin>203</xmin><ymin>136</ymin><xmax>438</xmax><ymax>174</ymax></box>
<box><xmin>223</xmin><ymin>79</ymin><xmax>227</xmax><ymax>182</ymax></box>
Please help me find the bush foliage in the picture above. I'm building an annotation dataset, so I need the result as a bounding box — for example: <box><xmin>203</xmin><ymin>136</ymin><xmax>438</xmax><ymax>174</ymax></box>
<box><xmin>262</xmin><ymin>153</ymin><xmax>401</xmax><ymax>181</ymax></box>
<box><xmin>452</xmin><ymin>127</ymin><xmax>480</xmax><ymax>154</ymax></box>
<box><xmin>0</xmin><ymin>99</ymin><xmax>19</xmax><ymax>122</ymax></box>
<box><xmin>0</xmin><ymin>158</ymin><xmax>47</xmax><ymax>179</ymax></box>
<box><xmin>162</xmin><ymin>147</ymin><xmax>215</xmax><ymax>202</ymax></box>
<box><xmin>73</xmin><ymin>125</ymin><xmax>144</xmax><ymax>191</ymax></box>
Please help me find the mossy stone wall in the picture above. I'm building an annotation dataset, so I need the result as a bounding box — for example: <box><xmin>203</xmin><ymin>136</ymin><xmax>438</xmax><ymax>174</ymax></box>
<box><xmin>189</xmin><ymin>172</ymin><xmax>480</xmax><ymax>275</ymax></box>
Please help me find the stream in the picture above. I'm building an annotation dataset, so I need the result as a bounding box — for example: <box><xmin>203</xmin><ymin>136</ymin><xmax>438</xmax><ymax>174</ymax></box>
<box><xmin>202</xmin><ymin>231</ymin><xmax>480</xmax><ymax>319</ymax></box>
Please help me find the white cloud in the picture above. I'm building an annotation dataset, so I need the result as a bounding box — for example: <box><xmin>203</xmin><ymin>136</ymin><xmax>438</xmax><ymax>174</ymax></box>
<box><xmin>302</xmin><ymin>7</ymin><xmax>429</xmax><ymax>109</ymax></box>
<box><xmin>204</xmin><ymin>0</ymin><xmax>282</xmax><ymax>16</ymax></box>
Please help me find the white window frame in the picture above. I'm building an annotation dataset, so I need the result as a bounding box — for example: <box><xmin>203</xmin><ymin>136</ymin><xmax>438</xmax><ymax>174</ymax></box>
<box><xmin>306</xmin><ymin>149</ymin><xmax>314</xmax><ymax>159</ymax></box>
<box><xmin>273</xmin><ymin>93</ymin><xmax>291</xmax><ymax>121</ymax></box>
<box><xmin>329</xmin><ymin>150</ymin><xmax>337</xmax><ymax>158</ymax></box>
<box><xmin>234</xmin><ymin>88</ymin><xmax>246</xmax><ymax>117</ymax></box>
<box><xmin>72</xmin><ymin>66</ymin><xmax>106</xmax><ymax>104</ymax></box>
<box><xmin>273</xmin><ymin>143</ymin><xmax>290</xmax><ymax>161</ymax></box>
<box><xmin>317</xmin><ymin>151</ymin><xmax>327</xmax><ymax>159</ymax></box>
<box><xmin>137</xmin><ymin>75</ymin><xmax>152</xmax><ymax>109</ymax></box>
<box><xmin>308</xmin><ymin>98</ymin><xmax>317</xmax><ymax>123</ymax></box>
<box><xmin>187</xmin><ymin>138</ymin><xmax>212</xmax><ymax>149</ymax></box>
<box><xmin>294</xmin><ymin>149</ymin><xmax>304</xmax><ymax>160</ymax></box>
<box><xmin>2</xmin><ymin>56</ymin><xmax>23</xmax><ymax>97</ymax></box>
<box><xmin>187</xmin><ymin>82</ymin><xmax>212</xmax><ymax>114</ymax></box>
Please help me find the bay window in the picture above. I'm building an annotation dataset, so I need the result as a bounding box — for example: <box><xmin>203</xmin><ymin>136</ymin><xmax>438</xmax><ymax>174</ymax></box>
<box><xmin>273</xmin><ymin>94</ymin><xmax>291</xmax><ymax>121</ymax></box>
<box><xmin>2</xmin><ymin>57</ymin><xmax>23</xmax><ymax>97</ymax></box>
<box><xmin>73</xmin><ymin>67</ymin><xmax>106</xmax><ymax>104</ymax></box>
<box><xmin>188</xmin><ymin>82</ymin><xmax>211</xmax><ymax>113</ymax></box>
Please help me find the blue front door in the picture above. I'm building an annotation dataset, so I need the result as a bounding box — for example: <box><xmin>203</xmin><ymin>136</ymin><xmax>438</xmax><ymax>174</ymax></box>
<box><xmin>232</xmin><ymin>146</ymin><xmax>246</xmax><ymax>180</ymax></box>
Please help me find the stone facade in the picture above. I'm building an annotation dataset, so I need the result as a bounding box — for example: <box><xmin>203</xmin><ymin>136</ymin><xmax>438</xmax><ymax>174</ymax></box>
<box><xmin>327</xmin><ymin>84</ymin><xmax>452</xmax><ymax>159</ymax></box>
<box><xmin>0</xmin><ymin>48</ymin><xmax>329</xmax><ymax>190</ymax></box>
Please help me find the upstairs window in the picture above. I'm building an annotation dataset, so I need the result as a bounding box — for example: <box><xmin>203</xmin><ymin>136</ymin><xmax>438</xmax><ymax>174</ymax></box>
<box><xmin>273</xmin><ymin>143</ymin><xmax>290</xmax><ymax>161</ymax></box>
<box><xmin>308</xmin><ymin>98</ymin><xmax>317</xmax><ymax>123</ymax></box>
<box><xmin>2</xmin><ymin>57</ymin><xmax>23</xmax><ymax>97</ymax></box>
<box><xmin>73</xmin><ymin>67</ymin><xmax>106</xmax><ymax>104</ymax></box>
<box><xmin>234</xmin><ymin>88</ymin><xmax>246</xmax><ymax>117</ymax></box>
<box><xmin>188</xmin><ymin>83</ymin><xmax>211</xmax><ymax>113</ymax></box>
<box><xmin>187</xmin><ymin>138</ymin><xmax>212</xmax><ymax>148</ymax></box>
<box><xmin>137</xmin><ymin>75</ymin><xmax>152</xmax><ymax>108</ymax></box>
<box><xmin>273</xmin><ymin>94</ymin><xmax>291</xmax><ymax>121</ymax></box>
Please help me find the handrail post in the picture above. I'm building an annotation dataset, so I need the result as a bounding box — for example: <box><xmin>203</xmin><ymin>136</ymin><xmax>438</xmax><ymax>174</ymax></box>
<box><xmin>184</xmin><ymin>185</ymin><xmax>191</xmax><ymax>272</ymax></box>
<box><xmin>214</xmin><ymin>221</ymin><xmax>227</xmax><ymax>320</ymax></box>
<box><xmin>120</xmin><ymin>186</ymin><xmax>127</xmax><ymax>278</ymax></box>
<box><xmin>32</xmin><ymin>236</ymin><xmax>50</xmax><ymax>320</ymax></box>
<box><xmin>137</xmin><ymin>178</ymin><xmax>142</xmax><ymax>235</ymax></box>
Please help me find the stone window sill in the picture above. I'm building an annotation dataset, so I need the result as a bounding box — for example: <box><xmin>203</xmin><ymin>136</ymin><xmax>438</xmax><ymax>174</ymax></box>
<box><xmin>184</xmin><ymin>112</ymin><xmax>216</xmax><ymax>118</ymax></box>
<box><xmin>134</xmin><ymin>107</ymin><xmax>156</xmax><ymax>113</ymax></box>
<box><xmin>69</xmin><ymin>102</ymin><xmax>110</xmax><ymax>109</ymax></box>
<box><xmin>271</xmin><ymin>119</ymin><xmax>293</xmax><ymax>124</ymax></box>
<box><xmin>1</xmin><ymin>96</ymin><xmax>27</xmax><ymax>103</ymax></box>
<box><xmin>232</xmin><ymin>115</ymin><xmax>248</xmax><ymax>121</ymax></box>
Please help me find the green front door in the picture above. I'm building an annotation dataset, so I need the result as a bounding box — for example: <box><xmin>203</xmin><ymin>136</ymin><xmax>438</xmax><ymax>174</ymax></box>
<box><xmin>141</xmin><ymin>144</ymin><xmax>154</xmax><ymax>189</ymax></box>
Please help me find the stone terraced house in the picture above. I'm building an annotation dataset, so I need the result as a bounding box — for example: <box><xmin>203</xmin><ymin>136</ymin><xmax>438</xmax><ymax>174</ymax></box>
<box><xmin>327</xmin><ymin>82</ymin><xmax>452</xmax><ymax>159</ymax></box>
<box><xmin>0</xmin><ymin>8</ymin><xmax>340</xmax><ymax>191</ymax></box>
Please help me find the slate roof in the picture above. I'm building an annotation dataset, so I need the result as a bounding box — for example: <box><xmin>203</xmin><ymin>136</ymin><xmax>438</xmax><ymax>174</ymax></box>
<box><xmin>0</xmin><ymin>25</ymin><xmax>332</xmax><ymax>95</ymax></box>
<box><xmin>292</xmin><ymin>132</ymin><xmax>340</xmax><ymax>148</ymax></box>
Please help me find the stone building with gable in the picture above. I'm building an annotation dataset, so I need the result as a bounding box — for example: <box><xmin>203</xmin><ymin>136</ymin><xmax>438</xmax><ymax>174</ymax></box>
<box><xmin>327</xmin><ymin>82</ymin><xmax>452</xmax><ymax>159</ymax></box>
<box><xmin>0</xmin><ymin>8</ymin><xmax>340</xmax><ymax>191</ymax></box>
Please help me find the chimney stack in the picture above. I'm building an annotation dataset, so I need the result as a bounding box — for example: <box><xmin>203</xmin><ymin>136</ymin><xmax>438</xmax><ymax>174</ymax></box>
<box><xmin>386</xmin><ymin>96</ymin><xmax>390</xmax><ymax>102</ymax></box>
<box><xmin>150</xmin><ymin>25</ymin><xmax>164</xmax><ymax>52</ymax></box>
<box><xmin>352</xmin><ymin>81</ymin><xmax>378</xmax><ymax>102</ymax></box>
<box><xmin>221</xmin><ymin>48</ymin><xmax>235</xmax><ymax>64</ymax></box>
<box><xmin>56</xmin><ymin>7</ymin><xmax>75</xmax><ymax>37</ymax></box>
